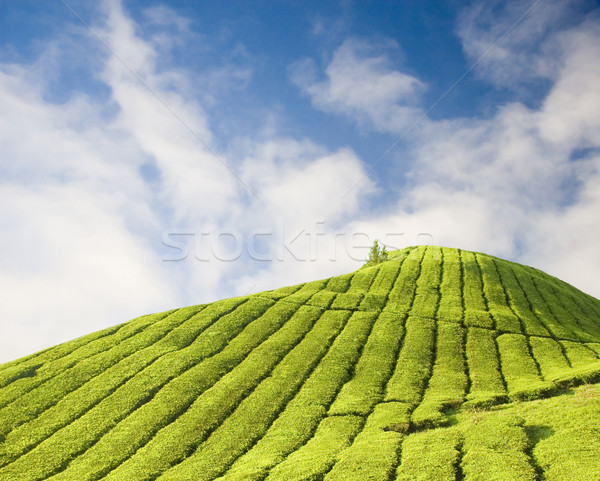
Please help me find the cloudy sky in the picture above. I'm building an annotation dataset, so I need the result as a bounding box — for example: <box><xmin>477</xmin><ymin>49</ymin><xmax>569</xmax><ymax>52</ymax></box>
<box><xmin>1</xmin><ymin>0</ymin><xmax>599</xmax><ymax>363</ymax></box>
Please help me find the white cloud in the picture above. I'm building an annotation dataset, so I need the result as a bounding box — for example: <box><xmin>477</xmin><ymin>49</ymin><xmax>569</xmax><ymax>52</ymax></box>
<box><xmin>537</xmin><ymin>20</ymin><xmax>600</xmax><ymax>147</ymax></box>
<box><xmin>0</xmin><ymin>0</ymin><xmax>375</xmax><ymax>363</ymax></box>
<box><xmin>456</xmin><ymin>0</ymin><xmax>579</xmax><ymax>89</ymax></box>
<box><xmin>290</xmin><ymin>38</ymin><xmax>425</xmax><ymax>133</ymax></box>
<box><xmin>1</xmin><ymin>0</ymin><xmax>600</xmax><ymax>365</ymax></box>
<box><xmin>344</xmin><ymin>8</ymin><xmax>600</xmax><ymax>298</ymax></box>
<box><xmin>0</xmin><ymin>183</ymin><xmax>176</xmax><ymax>344</ymax></box>
<box><xmin>142</xmin><ymin>4</ymin><xmax>192</xmax><ymax>34</ymax></box>
<box><xmin>0</xmin><ymin>39</ymin><xmax>180</xmax><ymax>362</ymax></box>
<box><xmin>521</xmin><ymin>151</ymin><xmax>600</xmax><ymax>289</ymax></box>
<box><xmin>288</xmin><ymin>3</ymin><xmax>600</xmax><ymax>299</ymax></box>
<box><xmin>241</xmin><ymin>139</ymin><xmax>373</xmax><ymax>227</ymax></box>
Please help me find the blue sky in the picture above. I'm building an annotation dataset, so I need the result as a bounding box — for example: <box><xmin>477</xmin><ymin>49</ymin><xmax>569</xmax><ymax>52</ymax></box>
<box><xmin>1</xmin><ymin>0</ymin><xmax>600</xmax><ymax>363</ymax></box>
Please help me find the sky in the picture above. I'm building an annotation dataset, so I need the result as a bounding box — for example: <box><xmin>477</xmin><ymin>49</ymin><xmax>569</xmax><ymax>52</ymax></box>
<box><xmin>1</xmin><ymin>0</ymin><xmax>600</xmax><ymax>363</ymax></box>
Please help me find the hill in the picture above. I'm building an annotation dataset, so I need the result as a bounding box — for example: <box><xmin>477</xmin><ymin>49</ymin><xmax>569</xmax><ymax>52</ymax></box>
<box><xmin>0</xmin><ymin>245</ymin><xmax>599</xmax><ymax>480</ymax></box>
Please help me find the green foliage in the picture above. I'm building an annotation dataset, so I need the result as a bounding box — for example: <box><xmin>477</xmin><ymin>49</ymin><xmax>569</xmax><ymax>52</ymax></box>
<box><xmin>496</xmin><ymin>333</ymin><xmax>556</xmax><ymax>401</ymax></box>
<box><xmin>261</xmin><ymin>283</ymin><xmax>304</xmax><ymax>300</ymax></box>
<box><xmin>306</xmin><ymin>290</ymin><xmax>337</xmax><ymax>309</ymax></box>
<box><xmin>464</xmin><ymin>327</ymin><xmax>507</xmax><ymax>408</ymax></box>
<box><xmin>518</xmin><ymin>383</ymin><xmax>600</xmax><ymax>481</ymax></box>
<box><xmin>0</xmin><ymin>304</ymin><xmax>212</xmax><ymax>443</ymax></box>
<box><xmin>154</xmin><ymin>308</ymin><xmax>349</xmax><ymax>481</ymax></box>
<box><xmin>476</xmin><ymin>253</ymin><xmax>522</xmax><ymax>333</ymax></box>
<box><xmin>281</xmin><ymin>279</ymin><xmax>329</xmax><ymax>305</ymax></box>
<box><xmin>560</xmin><ymin>340</ymin><xmax>599</xmax><ymax>367</ymax></box>
<box><xmin>461</xmin><ymin>415</ymin><xmax>537</xmax><ymax>481</ymax></box>
<box><xmin>586</xmin><ymin>342</ymin><xmax>600</xmax><ymax>356</ymax></box>
<box><xmin>550</xmin><ymin>361</ymin><xmax>600</xmax><ymax>387</ymax></box>
<box><xmin>513</xmin><ymin>269</ymin><xmax>578</xmax><ymax>341</ymax></box>
<box><xmin>363</xmin><ymin>239</ymin><xmax>389</xmax><ymax>267</ymax></box>
<box><xmin>325</xmin><ymin>272</ymin><xmax>354</xmax><ymax>293</ymax></box>
<box><xmin>437</xmin><ymin>248</ymin><xmax>463</xmax><ymax>324</ymax></box>
<box><xmin>384</xmin><ymin>246</ymin><xmax>425</xmax><ymax>314</ymax></box>
<box><xmin>385</xmin><ymin>316</ymin><xmax>435</xmax><ymax>405</ymax></box>
<box><xmin>494</xmin><ymin>260</ymin><xmax>551</xmax><ymax>337</ymax></box>
<box><xmin>265</xmin><ymin>415</ymin><xmax>363</xmax><ymax>481</ymax></box>
<box><xmin>329</xmin><ymin>312</ymin><xmax>404</xmax><ymax>416</ymax></box>
<box><xmin>1</xmin><ymin>246</ymin><xmax>600</xmax><ymax>480</ymax></box>
<box><xmin>358</xmin><ymin>261</ymin><xmax>397</xmax><ymax>310</ymax></box>
<box><xmin>410</xmin><ymin>245</ymin><xmax>441</xmax><ymax>319</ymax></box>
<box><xmin>396</xmin><ymin>428</ymin><xmax>461</xmax><ymax>481</ymax></box>
<box><xmin>219</xmin><ymin>310</ymin><xmax>379</xmax><ymax>480</ymax></box>
<box><xmin>325</xmin><ymin>404</ymin><xmax>404</xmax><ymax>480</ymax></box>
<box><xmin>330</xmin><ymin>292</ymin><xmax>364</xmax><ymax>310</ymax></box>
<box><xmin>412</xmin><ymin>322</ymin><xmax>467</xmax><ymax>429</ymax></box>
<box><xmin>0</xmin><ymin>310</ymin><xmax>174</xmax><ymax>411</ymax></box>
<box><xmin>529</xmin><ymin>336</ymin><xmax>571</xmax><ymax>378</ymax></box>
<box><xmin>462</xmin><ymin>251</ymin><xmax>493</xmax><ymax>329</ymax></box>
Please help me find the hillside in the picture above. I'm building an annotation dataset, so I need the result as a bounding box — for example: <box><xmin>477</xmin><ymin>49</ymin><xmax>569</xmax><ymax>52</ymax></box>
<box><xmin>0</xmin><ymin>245</ymin><xmax>599</xmax><ymax>480</ymax></box>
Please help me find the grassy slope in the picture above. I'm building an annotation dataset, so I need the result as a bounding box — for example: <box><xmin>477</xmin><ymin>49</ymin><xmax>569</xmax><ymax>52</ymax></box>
<box><xmin>0</xmin><ymin>245</ymin><xmax>599</xmax><ymax>480</ymax></box>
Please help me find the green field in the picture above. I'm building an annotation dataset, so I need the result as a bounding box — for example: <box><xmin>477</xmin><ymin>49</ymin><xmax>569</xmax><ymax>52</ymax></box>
<box><xmin>1</xmin><ymin>245</ymin><xmax>599</xmax><ymax>480</ymax></box>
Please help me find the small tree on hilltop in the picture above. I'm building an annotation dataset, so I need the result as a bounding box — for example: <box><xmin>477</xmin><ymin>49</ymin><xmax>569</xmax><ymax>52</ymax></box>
<box><xmin>365</xmin><ymin>239</ymin><xmax>388</xmax><ymax>267</ymax></box>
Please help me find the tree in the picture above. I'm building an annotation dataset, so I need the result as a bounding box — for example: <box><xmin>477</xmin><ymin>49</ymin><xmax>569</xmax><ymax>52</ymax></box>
<box><xmin>365</xmin><ymin>239</ymin><xmax>388</xmax><ymax>267</ymax></box>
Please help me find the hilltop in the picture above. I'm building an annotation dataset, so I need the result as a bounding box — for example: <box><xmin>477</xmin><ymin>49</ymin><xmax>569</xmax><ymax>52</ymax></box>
<box><xmin>0</xmin><ymin>246</ymin><xmax>599</xmax><ymax>480</ymax></box>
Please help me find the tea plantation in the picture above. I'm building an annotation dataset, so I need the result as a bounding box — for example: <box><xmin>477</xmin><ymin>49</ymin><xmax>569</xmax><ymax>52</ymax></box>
<box><xmin>1</xmin><ymin>246</ymin><xmax>599</xmax><ymax>480</ymax></box>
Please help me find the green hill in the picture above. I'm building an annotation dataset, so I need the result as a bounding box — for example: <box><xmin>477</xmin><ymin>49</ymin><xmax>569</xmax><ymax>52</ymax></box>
<box><xmin>1</xmin><ymin>245</ymin><xmax>599</xmax><ymax>481</ymax></box>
